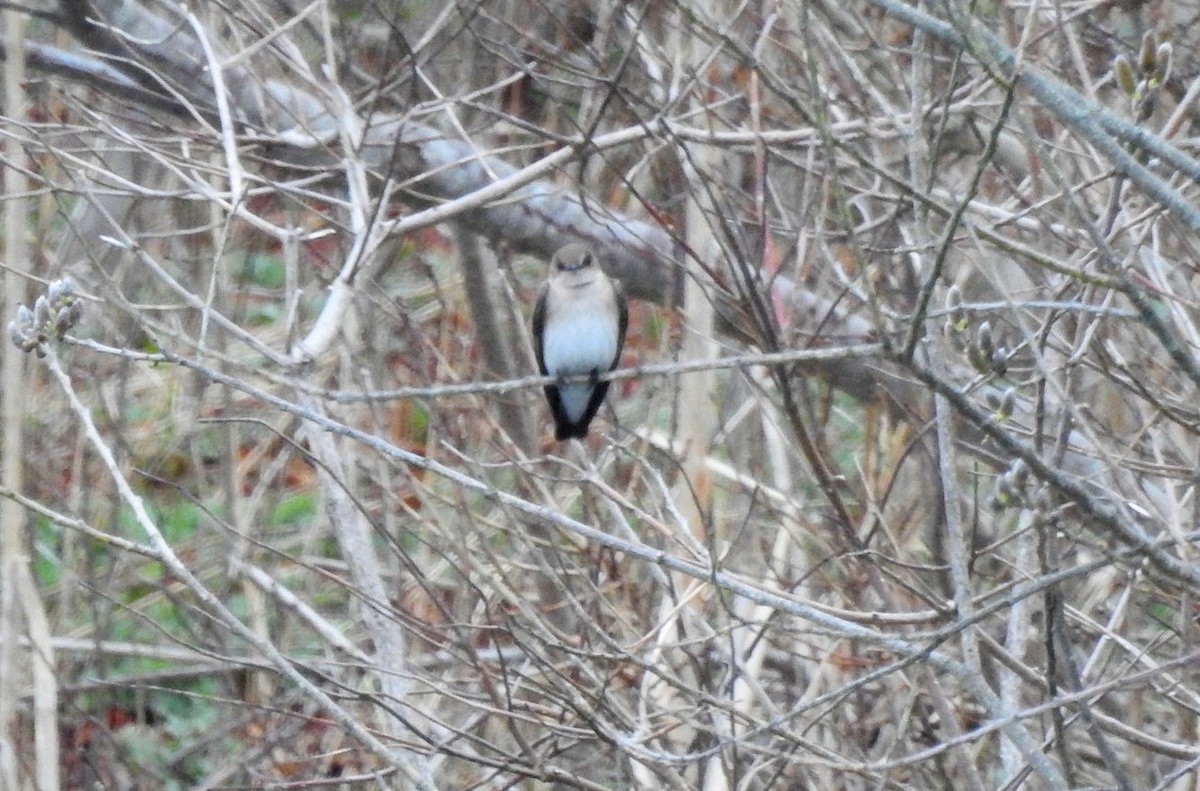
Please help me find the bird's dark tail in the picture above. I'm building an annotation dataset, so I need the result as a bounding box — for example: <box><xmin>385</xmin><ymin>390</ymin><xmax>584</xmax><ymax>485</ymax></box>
<box><xmin>554</xmin><ymin>423</ymin><xmax>590</xmax><ymax>441</ymax></box>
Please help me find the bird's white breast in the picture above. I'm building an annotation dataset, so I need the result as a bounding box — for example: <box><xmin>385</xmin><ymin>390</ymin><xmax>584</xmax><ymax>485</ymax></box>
<box><xmin>541</xmin><ymin>311</ymin><xmax>619</xmax><ymax>376</ymax></box>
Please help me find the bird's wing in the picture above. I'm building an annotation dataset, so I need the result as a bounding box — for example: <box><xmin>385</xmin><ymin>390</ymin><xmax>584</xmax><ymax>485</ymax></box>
<box><xmin>531</xmin><ymin>281</ymin><xmax>550</xmax><ymax>376</ymax></box>
<box><xmin>612</xmin><ymin>278</ymin><xmax>629</xmax><ymax>368</ymax></box>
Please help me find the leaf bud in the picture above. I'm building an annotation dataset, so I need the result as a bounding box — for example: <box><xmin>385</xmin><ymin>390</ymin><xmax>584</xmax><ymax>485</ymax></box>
<box><xmin>997</xmin><ymin>386</ymin><xmax>1016</xmax><ymax>420</ymax></box>
<box><xmin>976</xmin><ymin>321</ymin><xmax>994</xmax><ymax>357</ymax></box>
<box><xmin>1139</xmin><ymin>31</ymin><xmax>1158</xmax><ymax>76</ymax></box>
<box><xmin>1113</xmin><ymin>54</ymin><xmax>1136</xmax><ymax>95</ymax></box>
<box><xmin>990</xmin><ymin>346</ymin><xmax>1009</xmax><ymax>376</ymax></box>
<box><xmin>1154</xmin><ymin>42</ymin><xmax>1173</xmax><ymax>84</ymax></box>
<box><xmin>33</xmin><ymin>294</ymin><xmax>51</xmax><ymax>330</ymax></box>
<box><xmin>944</xmin><ymin>285</ymin><xmax>967</xmax><ymax>333</ymax></box>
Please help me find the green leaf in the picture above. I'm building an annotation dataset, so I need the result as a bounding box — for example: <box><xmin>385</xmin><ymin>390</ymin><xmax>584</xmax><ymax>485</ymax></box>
<box><xmin>240</xmin><ymin>253</ymin><xmax>287</xmax><ymax>288</ymax></box>
<box><xmin>32</xmin><ymin>517</ymin><xmax>61</xmax><ymax>586</ymax></box>
<box><xmin>271</xmin><ymin>491</ymin><xmax>317</xmax><ymax>526</ymax></box>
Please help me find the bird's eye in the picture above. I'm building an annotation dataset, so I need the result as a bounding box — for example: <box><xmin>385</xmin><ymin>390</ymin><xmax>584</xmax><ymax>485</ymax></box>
<box><xmin>581</xmin><ymin>252</ymin><xmax>594</xmax><ymax>268</ymax></box>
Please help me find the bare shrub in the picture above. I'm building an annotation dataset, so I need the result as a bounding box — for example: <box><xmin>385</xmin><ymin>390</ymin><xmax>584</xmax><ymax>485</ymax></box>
<box><xmin>3</xmin><ymin>1</ymin><xmax>1200</xmax><ymax>789</ymax></box>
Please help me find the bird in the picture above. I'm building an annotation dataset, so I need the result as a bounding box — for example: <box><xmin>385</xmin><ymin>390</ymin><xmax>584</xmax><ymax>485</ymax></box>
<box><xmin>532</xmin><ymin>244</ymin><xmax>628</xmax><ymax>441</ymax></box>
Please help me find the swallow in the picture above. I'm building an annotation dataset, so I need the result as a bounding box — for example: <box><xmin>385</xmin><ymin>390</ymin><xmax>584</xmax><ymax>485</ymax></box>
<box><xmin>532</xmin><ymin>244</ymin><xmax>628</xmax><ymax>441</ymax></box>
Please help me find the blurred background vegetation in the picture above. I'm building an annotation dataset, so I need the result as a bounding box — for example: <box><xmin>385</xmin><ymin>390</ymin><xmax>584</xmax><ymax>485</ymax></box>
<box><xmin>4</xmin><ymin>0</ymin><xmax>1200</xmax><ymax>789</ymax></box>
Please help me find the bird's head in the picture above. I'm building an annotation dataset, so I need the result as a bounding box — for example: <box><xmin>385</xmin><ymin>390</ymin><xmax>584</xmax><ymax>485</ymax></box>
<box><xmin>552</xmin><ymin>244</ymin><xmax>597</xmax><ymax>273</ymax></box>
